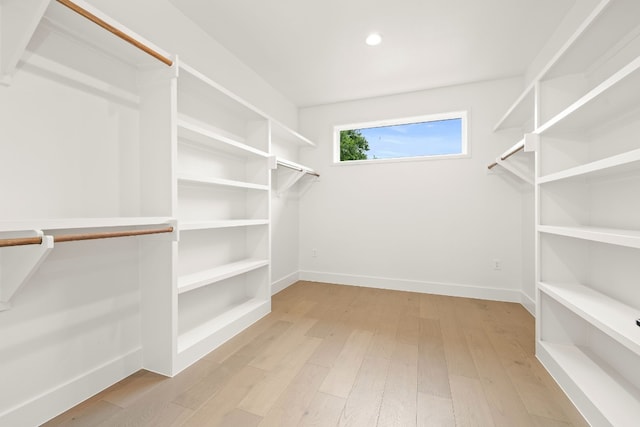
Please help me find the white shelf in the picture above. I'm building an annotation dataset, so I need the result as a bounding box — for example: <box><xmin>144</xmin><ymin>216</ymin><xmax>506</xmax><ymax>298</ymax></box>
<box><xmin>541</xmin><ymin>0</ymin><xmax>640</xmax><ymax>82</ymax></box>
<box><xmin>539</xmin><ymin>342</ymin><xmax>640</xmax><ymax>427</ymax></box>
<box><xmin>178</xmin><ymin>259</ymin><xmax>269</xmax><ymax>294</ymax></box>
<box><xmin>0</xmin><ymin>0</ymin><xmax>49</xmax><ymax>83</ymax></box>
<box><xmin>539</xmin><ymin>282</ymin><xmax>640</xmax><ymax>356</ymax></box>
<box><xmin>493</xmin><ymin>85</ymin><xmax>535</xmax><ymax>131</ymax></box>
<box><xmin>539</xmin><ymin>225</ymin><xmax>640</xmax><ymax>249</ymax></box>
<box><xmin>179</xmin><ymin>219</ymin><xmax>269</xmax><ymax>231</ymax></box>
<box><xmin>538</xmin><ymin>55</ymin><xmax>640</xmax><ymax>135</ymax></box>
<box><xmin>0</xmin><ymin>217</ymin><xmax>175</xmax><ymax>233</ymax></box>
<box><xmin>178</xmin><ymin>62</ymin><xmax>267</xmax><ymax>123</ymax></box>
<box><xmin>177</xmin><ymin>116</ymin><xmax>269</xmax><ymax>158</ymax></box>
<box><xmin>271</xmin><ymin>119</ymin><xmax>316</xmax><ymax>147</ymax></box>
<box><xmin>538</xmin><ymin>148</ymin><xmax>640</xmax><ymax>184</ymax></box>
<box><xmin>177</xmin><ymin>298</ymin><xmax>266</xmax><ymax>353</ymax></box>
<box><xmin>177</xmin><ymin>174</ymin><xmax>268</xmax><ymax>191</ymax></box>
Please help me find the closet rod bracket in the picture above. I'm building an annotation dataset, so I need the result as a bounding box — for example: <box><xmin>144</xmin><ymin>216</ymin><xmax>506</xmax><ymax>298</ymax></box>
<box><xmin>0</xmin><ymin>231</ymin><xmax>54</xmax><ymax>312</ymax></box>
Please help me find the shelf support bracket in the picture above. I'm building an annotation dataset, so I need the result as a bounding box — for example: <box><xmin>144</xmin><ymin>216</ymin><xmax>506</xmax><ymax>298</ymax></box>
<box><xmin>0</xmin><ymin>231</ymin><xmax>54</xmax><ymax>311</ymax></box>
<box><xmin>496</xmin><ymin>159</ymin><xmax>534</xmax><ymax>185</ymax></box>
<box><xmin>277</xmin><ymin>170</ymin><xmax>307</xmax><ymax>196</ymax></box>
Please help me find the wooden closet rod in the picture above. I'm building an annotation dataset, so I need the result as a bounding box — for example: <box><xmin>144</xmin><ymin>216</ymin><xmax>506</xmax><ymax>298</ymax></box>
<box><xmin>278</xmin><ymin>161</ymin><xmax>320</xmax><ymax>177</ymax></box>
<box><xmin>56</xmin><ymin>0</ymin><xmax>173</xmax><ymax>67</ymax></box>
<box><xmin>0</xmin><ymin>226</ymin><xmax>174</xmax><ymax>248</ymax></box>
<box><xmin>501</xmin><ymin>144</ymin><xmax>524</xmax><ymax>161</ymax></box>
<box><xmin>487</xmin><ymin>143</ymin><xmax>525</xmax><ymax>170</ymax></box>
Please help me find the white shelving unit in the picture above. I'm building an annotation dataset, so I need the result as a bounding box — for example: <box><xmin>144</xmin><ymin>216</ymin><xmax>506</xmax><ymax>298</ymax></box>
<box><xmin>492</xmin><ymin>1</ymin><xmax>640</xmax><ymax>424</ymax></box>
<box><xmin>1</xmin><ymin>1</ymin><xmax>318</xmax><ymax>422</ymax></box>
<box><xmin>173</xmin><ymin>60</ymin><xmax>272</xmax><ymax>372</ymax></box>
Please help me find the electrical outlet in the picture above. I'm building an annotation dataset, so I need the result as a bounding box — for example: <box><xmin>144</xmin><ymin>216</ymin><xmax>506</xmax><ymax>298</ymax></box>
<box><xmin>312</xmin><ymin>249</ymin><xmax>317</xmax><ymax>258</ymax></box>
<box><xmin>493</xmin><ymin>259</ymin><xmax>502</xmax><ymax>270</ymax></box>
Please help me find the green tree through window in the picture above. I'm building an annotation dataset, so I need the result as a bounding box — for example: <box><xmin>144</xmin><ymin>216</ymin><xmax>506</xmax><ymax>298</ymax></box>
<box><xmin>340</xmin><ymin>129</ymin><xmax>370</xmax><ymax>161</ymax></box>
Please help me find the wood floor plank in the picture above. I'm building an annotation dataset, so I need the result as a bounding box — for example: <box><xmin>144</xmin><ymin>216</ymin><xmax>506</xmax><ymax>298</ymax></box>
<box><xmin>417</xmin><ymin>392</ymin><xmax>455</xmax><ymax>427</ymax></box>
<box><xmin>366</xmin><ymin>300</ymin><xmax>401</xmax><ymax>360</ymax></box>
<box><xmin>436</xmin><ymin>296</ymin><xmax>479</xmax><ymax>379</ymax></box>
<box><xmin>298</xmin><ymin>391</ymin><xmax>346</xmax><ymax>427</ymax></box>
<box><xmin>337</xmin><ymin>355</ymin><xmax>390</xmax><ymax>427</ymax></box>
<box><xmin>238</xmin><ymin>336</ymin><xmax>322</xmax><ymax>416</ymax></box>
<box><xmin>101</xmin><ymin>370</ymin><xmax>165</xmax><ymax>408</ymax></box>
<box><xmin>440</xmin><ymin>323</ymin><xmax>478</xmax><ymax>379</ymax></box>
<box><xmin>319</xmin><ymin>329</ymin><xmax>373</xmax><ymax>398</ymax></box>
<box><xmin>419</xmin><ymin>293</ymin><xmax>441</xmax><ymax>320</ymax></box>
<box><xmin>95</xmin><ymin>359</ymin><xmax>220</xmax><ymax>425</ymax></box>
<box><xmin>418</xmin><ymin>318</ymin><xmax>451</xmax><ymax>398</ymax></box>
<box><xmin>181</xmin><ymin>365</ymin><xmax>266</xmax><ymax>427</ymax></box>
<box><xmin>514</xmin><ymin>380</ymin><xmax>575</xmax><ymax>423</ymax></box>
<box><xmin>95</xmin><ymin>401</ymin><xmax>193</xmax><ymax>427</ymax></box>
<box><xmin>249</xmin><ymin>318</ymin><xmax>317</xmax><ymax>371</ymax></box>
<box><xmin>276</xmin><ymin>298</ymin><xmax>317</xmax><ymax>322</ymax></box>
<box><xmin>259</xmin><ymin>363</ymin><xmax>330</xmax><ymax>427</ymax></box>
<box><xmin>305</xmin><ymin>318</ymin><xmax>339</xmax><ymax>338</ymax></box>
<box><xmin>43</xmin><ymin>400</ymin><xmax>122</xmax><ymax>426</ymax></box>
<box><xmin>531</xmin><ymin>414</ymin><xmax>573</xmax><ymax>427</ymax></box>
<box><xmin>173</xmin><ymin>320</ymin><xmax>292</xmax><ymax>410</ymax></box>
<box><xmin>204</xmin><ymin>314</ymin><xmax>282</xmax><ymax>363</ymax></box>
<box><xmin>307</xmin><ymin>322</ymin><xmax>352</xmax><ymax>368</ymax></box>
<box><xmin>463</xmin><ymin>327</ymin><xmax>534</xmax><ymax>427</ymax></box>
<box><xmin>218</xmin><ymin>408</ymin><xmax>262</xmax><ymax>427</ymax></box>
<box><xmin>377</xmin><ymin>342</ymin><xmax>418</xmax><ymax>427</ymax></box>
<box><xmin>396</xmin><ymin>314</ymin><xmax>420</xmax><ymax>346</ymax></box>
<box><xmin>449</xmin><ymin>374</ymin><xmax>495</xmax><ymax>427</ymax></box>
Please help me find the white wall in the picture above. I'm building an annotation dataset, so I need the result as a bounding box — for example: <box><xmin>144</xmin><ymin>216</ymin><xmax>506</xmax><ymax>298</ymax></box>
<box><xmin>270</xmin><ymin>184</ymin><xmax>301</xmax><ymax>293</ymax></box>
<box><xmin>298</xmin><ymin>77</ymin><xmax>527</xmax><ymax>301</ymax></box>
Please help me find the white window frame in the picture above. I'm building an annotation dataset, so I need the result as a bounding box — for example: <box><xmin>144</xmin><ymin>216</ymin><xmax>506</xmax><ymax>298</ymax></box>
<box><xmin>333</xmin><ymin>111</ymin><xmax>469</xmax><ymax>165</ymax></box>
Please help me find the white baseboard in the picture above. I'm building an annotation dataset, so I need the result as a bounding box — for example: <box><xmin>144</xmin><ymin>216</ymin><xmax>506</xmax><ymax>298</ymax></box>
<box><xmin>520</xmin><ymin>292</ymin><xmax>536</xmax><ymax>316</ymax></box>
<box><xmin>0</xmin><ymin>348</ymin><xmax>142</xmax><ymax>426</ymax></box>
<box><xmin>299</xmin><ymin>270</ymin><xmax>522</xmax><ymax>303</ymax></box>
<box><xmin>271</xmin><ymin>271</ymin><xmax>300</xmax><ymax>295</ymax></box>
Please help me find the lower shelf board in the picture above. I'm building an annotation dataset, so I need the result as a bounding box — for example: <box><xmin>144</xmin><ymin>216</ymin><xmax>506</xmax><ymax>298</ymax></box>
<box><xmin>539</xmin><ymin>282</ymin><xmax>640</xmax><ymax>357</ymax></box>
<box><xmin>178</xmin><ymin>259</ymin><xmax>269</xmax><ymax>294</ymax></box>
<box><xmin>538</xmin><ymin>225</ymin><xmax>640</xmax><ymax>249</ymax></box>
<box><xmin>179</xmin><ymin>219</ymin><xmax>269</xmax><ymax>231</ymax></box>
<box><xmin>177</xmin><ymin>298</ymin><xmax>268</xmax><ymax>354</ymax></box>
<box><xmin>539</xmin><ymin>341</ymin><xmax>640</xmax><ymax>427</ymax></box>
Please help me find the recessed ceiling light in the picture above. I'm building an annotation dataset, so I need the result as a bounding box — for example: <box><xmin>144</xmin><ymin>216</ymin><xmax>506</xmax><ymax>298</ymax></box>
<box><xmin>366</xmin><ymin>33</ymin><xmax>382</xmax><ymax>46</ymax></box>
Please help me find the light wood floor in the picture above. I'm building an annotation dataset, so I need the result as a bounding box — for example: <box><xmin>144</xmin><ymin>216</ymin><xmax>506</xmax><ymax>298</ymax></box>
<box><xmin>44</xmin><ymin>281</ymin><xmax>587</xmax><ymax>426</ymax></box>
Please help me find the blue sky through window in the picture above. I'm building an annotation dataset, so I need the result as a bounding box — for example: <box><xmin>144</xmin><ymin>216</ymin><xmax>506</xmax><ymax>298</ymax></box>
<box><xmin>357</xmin><ymin>118</ymin><xmax>462</xmax><ymax>160</ymax></box>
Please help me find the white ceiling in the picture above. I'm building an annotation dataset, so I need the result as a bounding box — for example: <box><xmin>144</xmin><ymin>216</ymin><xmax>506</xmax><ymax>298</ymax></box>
<box><xmin>170</xmin><ymin>0</ymin><xmax>575</xmax><ymax>107</ymax></box>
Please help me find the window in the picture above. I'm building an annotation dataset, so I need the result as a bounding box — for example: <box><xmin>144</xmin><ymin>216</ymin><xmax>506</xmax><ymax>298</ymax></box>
<box><xmin>335</xmin><ymin>111</ymin><xmax>468</xmax><ymax>163</ymax></box>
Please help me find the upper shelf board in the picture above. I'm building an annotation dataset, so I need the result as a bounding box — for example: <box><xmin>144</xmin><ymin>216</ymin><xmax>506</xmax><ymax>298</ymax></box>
<box><xmin>177</xmin><ymin>117</ymin><xmax>269</xmax><ymax>158</ymax></box>
<box><xmin>493</xmin><ymin>85</ymin><xmax>535</xmax><ymax>131</ymax></box>
<box><xmin>177</xmin><ymin>62</ymin><xmax>267</xmax><ymax>123</ymax></box>
<box><xmin>538</xmin><ymin>148</ymin><xmax>640</xmax><ymax>184</ymax></box>
<box><xmin>271</xmin><ymin>120</ymin><xmax>316</xmax><ymax>147</ymax></box>
<box><xmin>537</xmin><ymin>55</ymin><xmax>640</xmax><ymax>135</ymax></box>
